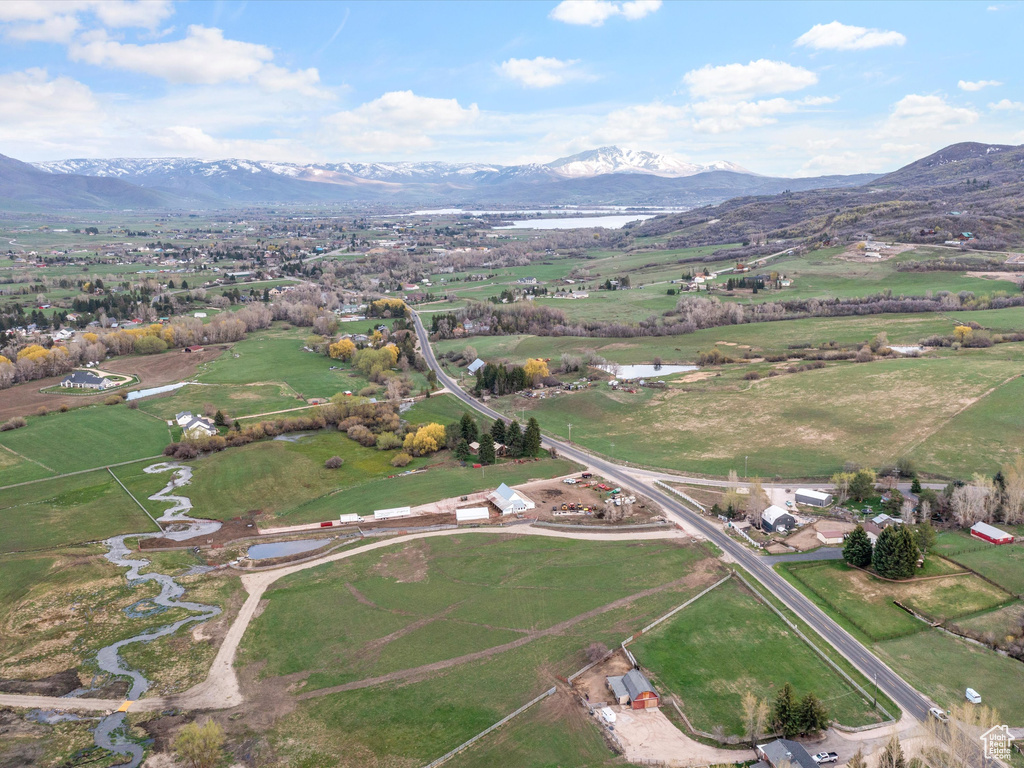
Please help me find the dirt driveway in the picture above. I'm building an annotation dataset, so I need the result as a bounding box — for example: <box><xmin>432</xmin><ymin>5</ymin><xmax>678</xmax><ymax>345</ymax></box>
<box><xmin>609</xmin><ymin>706</ymin><xmax>754</xmax><ymax>767</ymax></box>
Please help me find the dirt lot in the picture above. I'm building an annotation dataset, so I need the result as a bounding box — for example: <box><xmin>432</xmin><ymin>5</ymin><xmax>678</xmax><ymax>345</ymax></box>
<box><xmin>607</xmin><ymin>706</ymin><xmax>754</xmax><ymax>767</ymax></box>
<box><xmin>837</xmin><ymin>242</ymin><xmax>917</xmax><ymax>262</ymax></box>
<box><xmin>524</xmin><ymin>476</ymin><xmax>662</xmax><ymax>525</ymax></box>
<box><xmin>573</xmin><ymin>649</ymin><xmax>634</xmax><ymax>706</ymax></box>
<box><xmin>0</xmin><ymin>346</ymin><xmax>225</xmax><ymax>421</ymax></box>
<box><xmin>783</xmin><ymin>519</ymin><xmax>856</xmax><ymax>551</ymax></box>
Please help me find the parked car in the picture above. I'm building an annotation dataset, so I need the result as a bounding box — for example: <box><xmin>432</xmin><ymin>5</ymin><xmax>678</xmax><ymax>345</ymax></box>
<box><xmin>562</xmin><ymin>478</ymin><xmax>578</xmax><ymax>484</ymax></box>
<box><xmin>812</xmin><ymin>753</ymin><xmax>838</xmax><ymax>764</ymax></box>
<box><xmin>785</xmin><ymin>501</ymin><xmax>794</xmax><ymax>507</ymax></box>
<box><xmin>929</xmin><ymin>707</ymin><xmax>950</xmax><ymax>723</ymax></box>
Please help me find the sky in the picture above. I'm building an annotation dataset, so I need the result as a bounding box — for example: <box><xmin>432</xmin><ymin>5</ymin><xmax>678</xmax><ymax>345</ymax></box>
<box><xmin>1</xmin><ymin>0</ymin><xmax>1021</xmax><ymax>176</ymax></box>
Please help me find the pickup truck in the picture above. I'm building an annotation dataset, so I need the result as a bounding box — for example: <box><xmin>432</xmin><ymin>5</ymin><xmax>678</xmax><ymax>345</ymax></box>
<box><xmin>812</xmin><ymin>753</ymin><xmax>839</xmax><ymax>764</ymax></box>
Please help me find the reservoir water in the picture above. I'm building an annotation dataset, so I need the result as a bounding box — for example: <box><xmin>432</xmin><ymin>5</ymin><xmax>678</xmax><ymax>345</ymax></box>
<box><xmin>598</xmin><ymin>363</ymin><xmax>698</xmax><ymax>378</ymax></box>
<box><xmin>247</xmin><ymin>538</ymin><xmax>332</xmax><ymax>560</ymax></box>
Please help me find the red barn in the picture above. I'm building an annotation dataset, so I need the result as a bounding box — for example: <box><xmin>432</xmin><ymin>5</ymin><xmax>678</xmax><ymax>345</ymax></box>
<box><xmin>971</xmin><ymin>522</ymin><xmax>1014</xmax><ymax>545</ymax></box>
<box><xmin>607</xmin><ymin>669</ymin><xmax>660</xmax><ymax>710</ymax></box>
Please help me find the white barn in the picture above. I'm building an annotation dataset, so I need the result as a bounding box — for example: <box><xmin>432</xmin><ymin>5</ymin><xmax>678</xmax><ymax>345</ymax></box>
<box><xmin>488</xmin><ymin>483</ymin><xmax>535</xmax><ymax>515</ymax></box>
<box><xmin>795</xmin><ymin>488</ymin><xmax>832</xmax><ymax>507</ymax></box>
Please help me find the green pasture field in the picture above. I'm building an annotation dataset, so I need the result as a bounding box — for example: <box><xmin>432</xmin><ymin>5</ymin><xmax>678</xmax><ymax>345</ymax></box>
<box><xmin>932</xmin><ymin>532</ymin><xmax>1024</xmax><ymax>594</ymax></box>
<box><xmin>195</xmin><ymin>325</ymin><xmax>428</xmax><ymax>397</ymax></box>
<box><xmin>434</xmin><ymin>308</ymin><xmax>1024</xmax><ymax>366</ymax></box>
<box><xmin>444</xmin><ymin>693</ymin><xmax>617</xmax><ymax>768</ymax></box>
<box><xmin>137</xmin><ymin>383</ymin><xmax>301</xmax><ymax>420</ymax></box>
<box><xmin>0</xmin><ymin>467</ymin><xmax>159</xmax><ymax>553</ymax></box>
<box><xmin>711</xmin><ymin>246</ymin><xmax>1021</xmax><ymax>305</ymax></box>
<box><xmin>497</xmin><ymin>352</ymin><xmax>1022</xmax><ymax>478</ymax></box>
<box><xmin>632</xmin><ymin>577</ymin><xmax>883</xmax><ymax>735</ymax></box>
<box><xmin>533</xmin><ymin>284</ymin><xmax>680</xmax><ymax>324</ymax></box>
<box><xmin>402</xmin><ymin>393</ymin><xmax>485</xmax><ymax>426</ymax></box>
<box><xmin>241</xmin><ymin>535</ymin><xmax>720</xmax><ymax>766</ymax></box>
<box><xmin>0</xmin><ymin>405</ymin><xmax>170</xmax><ymax>475</ymax></box>
<box><xmin>877</xmin><ymin>629</ymin><xmax>1024</xmax><ymax>723</ymax></box>
<box><xmin>0</xmin><ymin>446</ymin><xmax>54</xmax><ymax>485</ymax></box>
<box><xmin>952</xmin><ymin>601</ymin><xmax>1024</xmax><ymax>642</ymax></box>
<box><xmin>780</xmin><ymin>561</ymin><xmax>1012</xmax><ymax>642</ymax></box>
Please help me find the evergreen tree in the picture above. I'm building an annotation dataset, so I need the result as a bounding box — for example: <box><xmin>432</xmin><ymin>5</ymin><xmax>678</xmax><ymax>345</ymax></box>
<box><xmin>490</xmin><ymin>419</ymin><xmax>506</xmax><ymax>445</ymax></box>
<box><xmin>478</xmin><ymin>437</ymin><xmax>496</xmax><ymax>465</ymax></box>
<box><xmin>910</xmin><ymin>477</ymin><xmax>922</xmax><ymax>494</ymax></box>
<box><xmin>454</xmin><ymin>439</ymin><xmax>471</xmax><ymax>462</ymax></box>
<box><xmin>872</xmin><ymin>526</ymin><xmax>919</xmax><ymax>579</ymax></box>
<box><xmin>459</xmin><ymin>412</ymin><xmax>478</xmax><ymax>443</ymax></box>
<box><xmin>214</xmin><ymin>410</ymin><xmax>226</xmax><ymax>427</ymax></box>
<box><xmin>914</xmin><ymin>521</ymin><xmax>937</xmax><ymax>554</ymax></box>
<box><xmin>843</xmin><ymin>525</ymin><xmax>873</xmax><ymax>567</ymax></box>
<box><xmin>877</xmin><ymin>736</ymin><xmax>907</xmax><ymax>768</ymax></box>
<box><xmin>506</xmin><ymin>420</ymin><xmax>523</xmax><ymax>458</ymax></box>
<box><xmin>523</xmin><ymin>417</ymin><xmax>542</xmax><ymax>457</ymax></box>
<box><xmin>771</xmin><ymin>683</ymin><xmax>797</xmax><ymax>737</ymax></box>
<box><xmin>796</xmin><ymin>693</ymin><xmax>830</xmax><ymax>736</ymax></box>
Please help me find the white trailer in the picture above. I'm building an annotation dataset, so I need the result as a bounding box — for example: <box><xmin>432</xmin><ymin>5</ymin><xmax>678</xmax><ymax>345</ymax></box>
<box><xmin>374</xmin><ymin>506</ymin><xmax>412</xmax><ymax>520</ymax></box>
<box><xmin>339</xmin><ymin>513</ymin><xmax>361</xmax><ymax>524</ymax></box>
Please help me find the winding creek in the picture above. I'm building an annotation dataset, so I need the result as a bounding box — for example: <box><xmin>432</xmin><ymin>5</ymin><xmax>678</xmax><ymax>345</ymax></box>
<box><xmin>88</xmin><ymin>462</ymin><xmax>222</xmax><ymax>767</ymax></box>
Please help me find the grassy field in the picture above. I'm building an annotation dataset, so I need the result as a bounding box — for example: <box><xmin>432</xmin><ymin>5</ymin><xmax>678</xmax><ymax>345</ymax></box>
<box><xmin>196</xmin><ymin>325</ymin><xmax>427</xmax><ymax>397</ymax></box>
<box><xmin>877</xmin><ymin>629</ymin><xmax>1024</xmax><ymax>723</ymax></box>
<box><xmin>496</xmin><ymin>350</ymin><xmax>1022</xmax><ymax>478</ymax></box>
<box><xmin>137</xmin><ymin>383</ymin><xmax>301</xmax><ymax>420</ymax></box>
<box><xmin>239</xmin><ymin>534</ymin><xmax>721</xmax><ymax>767</ymax></box>
<box><xmin>0</xmin><ymin>468</ymin><xmax>159</xmax><ymax>553</ymax></box>
<box><xmin>781</xmin><ymin>561</ymin><xmax>1012</xmax><ymax>641</ymax></box>
<box><xmin>632</xmin><ymin>578</ymin><xmax>884</xmax><ymax>735</ymax></box>
<box><xmin>777</xmin><ymin>559</ymin><xmax>1024</xmax><ymax>723</ymax></box>
<box><xmin>0</xmin><ymin>405</ymin><xmax>170</xmax><ymax>475</ymax></box>
<box><xmin>932</xmin><ymin>532</ymin><xmax>1024</xmax><ymax>594</ymax></box>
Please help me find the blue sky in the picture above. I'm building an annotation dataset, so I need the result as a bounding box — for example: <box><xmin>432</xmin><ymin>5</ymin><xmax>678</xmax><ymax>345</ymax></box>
<box><xmin>1</xmin><ymin>0</ymin><xmax>1021</xmax><ymax>175</ymax></box>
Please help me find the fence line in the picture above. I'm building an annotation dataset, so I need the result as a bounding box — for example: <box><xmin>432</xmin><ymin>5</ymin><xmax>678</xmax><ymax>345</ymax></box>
<box><xmin>731</xmin><ymin>569</ymin><xmax>896</xmax><ymax>724</ymax></box>
<box><xmin>107</xmin><ymin>467</ymin><xmax>162</xmax><ymax>531</ymax></box>
<box><xmin>420</xmin><ymin>686</ymin><xmax>557</xmax><ymax>768</ymax></box>
<box><xmin>653</xmin><ymin>480</ymin><xmax>705</xmax><ymax>512</ymax></box>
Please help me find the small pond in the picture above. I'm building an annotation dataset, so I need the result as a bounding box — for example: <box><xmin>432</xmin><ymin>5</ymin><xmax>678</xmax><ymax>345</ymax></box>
<box><xmin>598</xmin><ymin>363</ymin><xmax>698</xmax><ymax>379</ymax></box>
<box><xmin>247</xmin><ymin>538</ymin><xmax>332</xmax><ymax>560</ymax></box>
<box><xmin>127</xmin><ymin>382</ymin><xmax>189</xmax><ymax>400</ymax></box>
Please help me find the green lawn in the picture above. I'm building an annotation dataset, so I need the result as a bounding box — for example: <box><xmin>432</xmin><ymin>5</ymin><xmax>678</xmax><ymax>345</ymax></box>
<box><xmin>0</xmin><ymin>447</ymin><xmax>54</xmax><ymax>485</ymax></box>
<box><xmin>781</xmin><ymin>561</ymin><xmax>1012</xmax><ymax>642</ymax></box>
<box><xmin>240</xmin><ymin>535</ymin><xmax>721</xmax><ymax>767</ymax></box>
<box><xmin>0</xmin><ymin>467</ymin><xmax>160</xmax><ymax>553</ymax></box>
<box><xmin>0</xmin><ymin>405</ymin><xmax>170</xmax><ymax>475</ymax></box>
<box><xmin>877</xmin><ymin>629</ymin><xmax>1024</xmax><ymax>723</ymax></box>
<box><xmin>933</xmin><ymin>532</ymin><xmax>1024</xmax><ymax>595</ymax></box>
<box><xmin>631</xmin><ymin>578</ymin><xmax>884</xmax><ymax>735</ymax></box>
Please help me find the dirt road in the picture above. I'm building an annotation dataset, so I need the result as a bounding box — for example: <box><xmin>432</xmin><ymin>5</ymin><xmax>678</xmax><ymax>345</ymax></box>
<box><xmin>0</xmin><ymin>524</ymin><xmax>687</xmax><ymax>714</ymax></box>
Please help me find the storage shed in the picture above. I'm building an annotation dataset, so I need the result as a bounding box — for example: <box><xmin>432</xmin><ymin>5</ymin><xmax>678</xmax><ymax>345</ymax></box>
<box><xmin>970</xmin><ymin>521</ymin><xmax>1014</xmax><ymax>545</ymax></box>
<box><xmin>606</xmin><ymin>669</ymin><xmax>659</xmax><ymax>709</ymax></box>
<box><xmin>761</xmin><ymin>505</ymin><xmax>797</xmax><ymax>533</ymax></box>
<box><xmin>795</xmin><ymin>488</ymin><xmax>832</xmax><ymax>507</ymax></box>
<box><xmin>816</xmin><ymin>529</ymin><xmax>846</xmax><ymax>545</ymax></box>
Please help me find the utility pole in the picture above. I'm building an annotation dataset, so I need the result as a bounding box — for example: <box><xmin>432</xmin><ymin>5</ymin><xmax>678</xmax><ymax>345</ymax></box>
<box><xmin>745</xmin><ymin>455</ymin><xmax>748</xmax><ymax>480</ymax></box>
<box><xmin>567</xmin><ymin>423</ymin><xmax>573</xmax><ymax>443</ymax></box>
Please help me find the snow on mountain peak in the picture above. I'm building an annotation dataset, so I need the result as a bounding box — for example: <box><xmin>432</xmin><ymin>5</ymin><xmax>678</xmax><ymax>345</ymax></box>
<box><xmin>544</xmin><ymin>146</ymin><xmax>750</xmax><ymax>178</ymax></box>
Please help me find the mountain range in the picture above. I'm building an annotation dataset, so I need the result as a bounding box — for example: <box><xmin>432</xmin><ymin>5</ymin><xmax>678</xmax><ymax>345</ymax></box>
<box><xmin>2</xmin><ymin>146</ymin><xmax>877</xmax><ymax>210</ymax></box>
<box><xmin>634</xmin><ymin>142</ymin><xmax>1024</xmax><ymax>248</ymax></box>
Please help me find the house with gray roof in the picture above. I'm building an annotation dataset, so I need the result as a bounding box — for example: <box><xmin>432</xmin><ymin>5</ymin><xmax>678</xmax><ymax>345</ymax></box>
<box><xmin>757</xmin><ymin>739</ymin><xmax>818</xmax><ymax>768</ymax></box>
<box><xmin>60</xmin><ymin>370</ymin><xmax>113</xmax><ymax>390</ymax></box>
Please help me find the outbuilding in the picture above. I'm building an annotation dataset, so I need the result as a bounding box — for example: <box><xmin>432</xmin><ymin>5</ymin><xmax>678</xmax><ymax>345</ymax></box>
<box><xmin>466</xmin><ymin>358</ymin><xmax>486</xmax><ymax>375</ymax></box>
<box><xmin>970</xmin><ymin>521</ymin><xmax>1014</xmax><ymax>545</ymax></box>
<box><xmin>456</xmin><ymin>507</ymin><xmax>489</xmax><ymax>523</ymax></box>
<box><xmin>761</xmin><ymin>505</ymin><xmax>797</xmax><ymax>533</ymax></box>
<box><xmin>488</xmin><ymin>483</ymin><xmax>535</xmax><ymax>515</ymax></box>
<box><xmin>795</xmin><ymin>488</ymin><xmax>832</xmax><ymax>507</ymax></box>
<box><xmin>606</xmin><ymin>669</ymin><xmax>659</xmax><ymax>709</ymax></box>
<box><xmin>816</xmin><ymin>529</ymin><xmax>846</xmax><ymax>546</ymax></box>
<box><xmin>756</xmin><ymin>739</ymin><xmax>818</xmax><ymax>768</ymax></box>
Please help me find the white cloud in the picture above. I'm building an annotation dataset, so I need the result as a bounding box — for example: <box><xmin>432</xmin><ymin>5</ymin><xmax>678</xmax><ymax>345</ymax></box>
<box><xmin>499</xmin><ymin>56</ymin><xmax>585</xmax><ymax>88</ymax></box>
<box><xmin>882</xmin><ymin>94</ymin><xmax>978</xmax><ymax>137</ymax></box>
<box><xmin>323</xmin><ymin>91</ymin><xmax>481</xmax><ymax>154</ymax></box>
<box><xmin>68</xmin><ymin>25</ymin><xmax>329</xmax><ymax>97</ymax></box>
<box><xmin>691</xmin><ymin>96</ymin><xmax>837</xmax><ymax>134</ymax></box>
<box><xmin>549</xmin><ymin>0</ymin><xmax>661</xmax><ymax>27</ymax></box>
<box><xmin>958</xmin><ymin>79</ymin><xmax>1002</xmax><ymax>91</ymax></box>
<box><xmin>795</xmin><ymin>21</ymin><xmax>906</xmax><ymax>50</ymax></box>
<box><xmin>0</xmin><ymin>1</ymin><xmax>171</xmax><ymax>39</ymax></box>
<box><xmin>0</xmin><ymin>68</ymin><xmax>109</xmax><ymax>156</ymax></box>
<box><xmin>683</xmin><ymin>59</ymin><xmax>817</xmax><ymax>100</ymax></box>
<box><xmin>990</xmin><ymin>99</ymin><xmax>1024</xmax><ymax>111</ymax></box>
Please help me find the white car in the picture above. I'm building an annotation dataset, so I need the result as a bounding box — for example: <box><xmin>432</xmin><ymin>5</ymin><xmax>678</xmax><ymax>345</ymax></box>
<box><xmin>812</xmin><ymin>753</ymin><xmax>838</xmax><ymax>764</ymax></box>
<box><xmin>562</xmin><ymin>478</ymin><xmax>578</xmax><ymax>485</ymax></box>
<box><xmin>929</xmin><ymin>707</ymin><xmax>949</xmax><ymax>723</ymax></box>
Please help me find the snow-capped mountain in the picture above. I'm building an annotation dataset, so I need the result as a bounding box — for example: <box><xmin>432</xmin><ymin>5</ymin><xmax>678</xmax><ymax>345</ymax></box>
<box><xmin>20</xmin><ymin>146</ymin><xmax>876</xmax><ymax>209</ymax></box>
<box><xmin>544</xmin><ymin>147</ymin><xmax>749</xmax><ymax>178</ymax></box>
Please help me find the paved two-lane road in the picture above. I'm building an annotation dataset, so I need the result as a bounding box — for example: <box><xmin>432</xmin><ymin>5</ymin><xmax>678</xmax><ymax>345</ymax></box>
<box><xmin>411</xmin><ymin>310</ymin><xmax>936</xmax><ymax>727</ymax></box>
